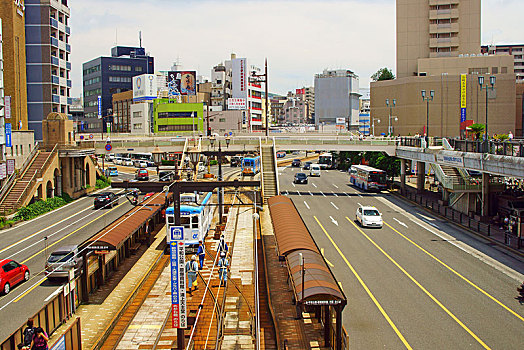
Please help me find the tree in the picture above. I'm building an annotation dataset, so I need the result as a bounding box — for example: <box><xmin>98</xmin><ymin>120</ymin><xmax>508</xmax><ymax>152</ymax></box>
<box><xmin>371</xmin><ymin>68</ymin><xmax>395</xmax><ymax>81</ymax></box>
<box><xmin>468</xmin><ymin>123</ymin><xmax>485</xmax><ymax>140</ymax></box>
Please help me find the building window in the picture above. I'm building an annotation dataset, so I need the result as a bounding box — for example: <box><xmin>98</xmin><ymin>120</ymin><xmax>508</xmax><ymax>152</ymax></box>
<box><xmin>84</xmin><ymin>77</ymin><xmax>101</xmax><ymax>86</ymax></box>
<box><xmin>492</xmin><ymin>67</ymin><xmax>499</xmax><ymax>74</ymax></box>
<box><xmin>84</xmin><ymin>88</ymin><xmax>102</xmax><ymax>97</ymax></box>
<box><xmin>109</xmin><ymin>65</ymin><xmax>132</xmax><ymax>71</ymax></box>
<box><xmin>135</xmin><ymin>66</ymin><xmax>143</xmax><ymax>72</ymax></box>
<box><xmin>109</xmin><ymin>76</ymin><xmax>132</xmax><ymax>83</ymax></box>
<box><xmin>158</xmin><ymin>124</ymin><xmax>194</xmax><ymax>132</ymax></box>
<box><xmin>501</xmin><ymin>67</ymin><xmax>508</xmax><ymax>73</ymax></box>
<box><xmin>219</xmin><ymin>118</ymin><xmax>226</xmax><ymax>123</ymax></box>
<box><xmin>83</xmin><ymin>65</ymin><xmax>101</xmax><ymax>76</ymax></box>
<box><xmin>133</xmin><ymin>123</ymin><xmax>142</xmax><ymax>129</ymax></box>
<box><xmin>133</xmin><ymin>111</ymin><xmax>142</xmax><ymax>118</ymax></box>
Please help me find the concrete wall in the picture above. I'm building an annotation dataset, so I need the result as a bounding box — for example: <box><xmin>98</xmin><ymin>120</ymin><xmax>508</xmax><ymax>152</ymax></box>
<box><xmin>130</xmin><ymin>102</ymin><xmax>151</xmax><ymax>135</ymax></box>
<box><xmin>8</xmin><ymin>130</ymin><xmax>35</xmax><ymax>170</ymax></box>
<box><xmin>418</xmin><ymin>54</ymin><xmax>514</xmax><ymax>76</ymax></box>
<box><xmin>205</xmin><ymin>110</ymin><xmax>243</xmax><ymax>133</ymax></box>
<box><xmin>314</xmin><ymin>75</ymin><xmax>360</xmax><ymax>127</ymax></box>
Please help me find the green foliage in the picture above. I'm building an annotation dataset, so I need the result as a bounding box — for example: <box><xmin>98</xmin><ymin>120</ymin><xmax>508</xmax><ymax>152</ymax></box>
<box><xmin>364</xmin><ymin>152</ymin><xmax>401</xmax><ymax>179</ymax></box>
<box><xmin>371</xmin><ymin>67</ymin><xmax>395</xmax><ymax>81</ymax></box>
<box><xmin>14</xmin><ymin>195</ymin><xmax>74</xmax><ymax>222</ymax></box>
<box><xmin>96</xmin><ymin>174</ymin><xmax>111</xmax><ymax>189</ymax></box>
<box><xmin>209</xmin><ymin>160</ymin><xmax>218</xmax><ymax>166</ymax></box>
<box><xmin>161</xmin><ymin>159</ymin><xmax>176</xmax><ymax>166</ymax></box>
<box><xmin>468</xmin><ymin>123</ymin><xmax>485</xmax><ymax>140</ymax></box>
<box><xmin>336</xmin><ymin>151</ymin><xmax>363</xmax><ymax>171</ymax></box>
<box><xmin>494</xmin><ymin>133</ymin><xmax>509</xmax><ymax>141</ymax></box>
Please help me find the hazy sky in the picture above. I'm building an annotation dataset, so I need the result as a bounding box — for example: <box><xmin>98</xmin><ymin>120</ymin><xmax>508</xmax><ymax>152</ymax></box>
<box><xmin>69</xmin><ymin>0</ymin><xmax>524</xmax><ymax>97</ymax></box>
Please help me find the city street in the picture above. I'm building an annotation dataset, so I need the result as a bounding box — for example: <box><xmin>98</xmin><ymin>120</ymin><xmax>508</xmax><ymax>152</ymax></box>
<box><xmin>279</xmin><ymin>166</ymin><xmax>524</xmax><ymax>349</ymax></box>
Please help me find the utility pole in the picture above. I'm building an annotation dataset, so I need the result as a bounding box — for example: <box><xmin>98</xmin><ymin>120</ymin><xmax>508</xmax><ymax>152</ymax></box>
<box><xmin>265</xmin><ymin>59</ymin><xmax>269</xmax><ymax>137</ymax></box>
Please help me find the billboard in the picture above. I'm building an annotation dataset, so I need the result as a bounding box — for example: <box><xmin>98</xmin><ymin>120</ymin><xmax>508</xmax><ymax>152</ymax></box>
<box><xmin>167</xmin><ymin>71</ymin><xmax>196</xmax><ymax>96</ymax></box>
<box><xmin>296</xmin><ymin>88</ymin><xmax>305</xmax><ymax>95</ymax></box>
<box><xmin>4</xmin><ymin>96</ymin><xmax>11</xmax><ymax>119</ymax></box>
<box><xmin>336</xmin><ymin>117</ymin><xmax>346</xmax><ymax>125</ymax></box>
<box><xmin>133</xmin><ymin>74</ymin><xmax>157</xmax><ymax>102</ymax></box>
<box><xmin>232</xmin><ymin>58</ymin><xmax>248</xmax><ymax>100</ymax></box>
<box><xmin>227</xmin><ymin>98</ymin><xmax>247</xmax><ymax>110</ymax></box>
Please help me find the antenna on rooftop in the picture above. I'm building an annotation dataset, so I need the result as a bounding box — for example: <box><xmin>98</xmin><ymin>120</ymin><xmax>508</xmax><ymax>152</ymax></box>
<box><xmin>139</xmin><ymin>30</ymin><xmax>142</xmax><ymax>48</ymax></box>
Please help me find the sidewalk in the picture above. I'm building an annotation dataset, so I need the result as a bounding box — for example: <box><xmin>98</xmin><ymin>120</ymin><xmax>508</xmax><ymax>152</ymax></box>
<box><xmin>47</xmin><ymin>230</ymin><xmax>167</xmax><ymax>349</ymax></box>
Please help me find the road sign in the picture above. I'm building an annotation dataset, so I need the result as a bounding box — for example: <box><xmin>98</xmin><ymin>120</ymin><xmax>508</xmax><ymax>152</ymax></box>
<box><xmin>105</xmin><ymin>144</ymin><xmax>112</xmax><ymax>152</ymax></box>
<box><xmin>89</xmin><ymin>134</ymin><xmax>94</xmax><ymax>139</ymax></box>
<box><xmin>170</xmin><ymin>241</ymin><xmax>187</xmax><ymax>328</ymax></box>
<box><xmin>5</xmin><ymin>123</ymin><xmax>12</xmax><ymax>147</ymax></box>
<box><xmin>168</xmin><ymin>226</ymin><xmax>184</xmax><ymax>243</ymax></box>
<box><xmin>80</xmin><ymin>135</ymin><xmax>84</xmax><ymax>140</ymax></box>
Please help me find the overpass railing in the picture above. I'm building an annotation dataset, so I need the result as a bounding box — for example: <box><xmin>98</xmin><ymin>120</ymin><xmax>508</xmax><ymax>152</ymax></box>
<box><xmin>447</xmin><ymin>139</ymin><xmax>524</xmax><ymax>157</ymax></box>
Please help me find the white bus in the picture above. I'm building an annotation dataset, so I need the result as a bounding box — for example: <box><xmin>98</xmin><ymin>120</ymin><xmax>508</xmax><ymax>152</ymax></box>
<box><xmin>349</xmin><ymin>165</ymin><xmax>387</xmax><ymax>191</ymax></box>
<box><xmin>318</xmin><ymin>153</ymin><xmax>334</xmax><ymax>169</ymax></box>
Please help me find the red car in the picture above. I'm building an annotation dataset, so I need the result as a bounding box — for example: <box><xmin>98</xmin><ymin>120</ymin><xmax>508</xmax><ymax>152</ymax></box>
<box><xmin>0</xmin><ymin>259</ymin><xmax>30</xmax><ymax>294</ymax></box>
<box><xmin>135</xmin><ymin>169</ymin><xmax>149</xmax><ymax>181</ymax></box>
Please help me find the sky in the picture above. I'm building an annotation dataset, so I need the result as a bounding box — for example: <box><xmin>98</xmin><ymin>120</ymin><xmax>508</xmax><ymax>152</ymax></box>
<box><xmin>69</xmin><ymin>0</ymin><xmax>524</xmax><ymax>98</ymax></box>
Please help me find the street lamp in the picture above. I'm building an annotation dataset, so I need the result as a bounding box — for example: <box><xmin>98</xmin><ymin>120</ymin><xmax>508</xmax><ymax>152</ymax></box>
<box><xmin>225</xmin><ymin>137</ymin><xmax>231</xmax><ymax>148</ymax></box>
<box><xmin>372</xmin><ymin>117</ymin><xmax>381</xmax><ymax>137</ymax></box>
<box><xmin>385</xmin><ymin>99</ymin><xmax>396</xmax><ymax>136</ymax></box>
<box><xmin>421</xmin><ymin>90</ymin><xmax>435</xmax><ymax>147</ymax></box>
<box><xmin>152</xmin><ymin>146</ymin><xmax>163</xmax><ymax>179</ymax></box>
<box><xmin>251</xmin><ymin>58</ymin><xmax>269</xmax><ymax>137</ymax></box>
<box><xmin>188</xmin><ymin>150</ymin><xmax>200</xmax><ymax>180</ymax></box>
<box><xmin>478</xmin><ymin>75</ymin><xmax>496</xmax><ymax>140</ymax></box>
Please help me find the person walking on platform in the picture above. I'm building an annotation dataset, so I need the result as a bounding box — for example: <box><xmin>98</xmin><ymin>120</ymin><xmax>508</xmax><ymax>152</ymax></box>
<box><xmin>217</xmin><ymin>234</ymin><xmax>228</xmax><ymax>255</ymax></box>
<box><xmin>218</xmin><ymin>252</ymin><xmax>229</xmax><ymax>287</ymax></box>
<box><xmin>197</xmin><ymin>240</ymin><xmax>205</xmax><ymax>269</ymax></box>
<box><xmin>186</xmin><ymin>255</ymin><xmax>199</xmax><ymax>295</ymax></box>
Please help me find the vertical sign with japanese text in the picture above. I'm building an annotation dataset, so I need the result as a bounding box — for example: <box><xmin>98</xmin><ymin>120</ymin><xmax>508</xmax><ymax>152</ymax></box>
<box><xmin>460</xmin><ymin>74</ymin><xmax>467</xmax><ymax>123</ymax></box>
<box><xmin>5</xmin><ymin>123</ymin><xmax>12</xmax><ymax>147</ymax></box>
<box><xmin>170</xmin><ymin>241</ymin><xmax>186</xmax><ymax>328</ymax></box>
<box><xmin>97</xmin><ymin>96</ymin><xmax>102</xmax><ymax>119</ymax></box>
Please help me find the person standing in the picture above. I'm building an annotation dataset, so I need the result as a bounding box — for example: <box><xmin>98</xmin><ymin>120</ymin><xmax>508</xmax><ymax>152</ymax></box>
<box><xmin>186</xmin><ymin>255</ymin><xmax>199</xmax><ymax>295</ymax></box>
<box><xmin>197</xmin><ymin>240</ymin><xmax>205</xmax><ymax>269</ymax></box>
<box><xmin>217</xmin><ymin>234</ymin><xmax>228</xmax><ymax>255</ymax></box>
<box><xmin>30</xmin><ymin>327</ymin><xmax>48</xmax><ymax>350</ymax></box>
<box><xmin>508</xmin><ymin>131</ymin><xmax>514</xmax><ymax>141</ymax></box>
<box><xmin>218</xmin><ymin>252</ymin><xmax>229</xmax><ymax>287</ymax></box>
<box><xmin>20</xmin><ymin>318</ymin><xmax>35</xmax><ymax>349</ymax></box>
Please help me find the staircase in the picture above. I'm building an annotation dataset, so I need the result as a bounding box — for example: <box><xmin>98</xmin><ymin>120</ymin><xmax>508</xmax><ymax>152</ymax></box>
<box><xmin>0</xmin><ymin>151</ymin><xmax>54</xmax><ymax>215</ymax></box>
<box><xmin>261</xmin><ymin>144</ymin><xmax>278</xmax><ymax>202</ymax></box>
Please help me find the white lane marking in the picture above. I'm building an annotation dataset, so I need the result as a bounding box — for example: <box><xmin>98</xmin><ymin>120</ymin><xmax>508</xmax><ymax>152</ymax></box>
<box><xmin>393</xmin><ymin>218</ymin><xmax>408</xmax><ymax>228</ymax></box>
<box><xmin>376</xmin><ymin>196</ymin><xmax>524</xmax><ymax>283</ymax></box>
<box><xmin>320</xmin><ymin>248</ymin><xmax>335</xmax><ymax>267</ymax></box>
<box><xmin>285</xmin><ymin>190</ymin><xmax>289</xmax><ymax>195</ymax></box>
<box><xmin>417</xmin><ymin>218</ymin><xmax>440</xmax><ymax>229</ymax></box>
<box><xmin>309</xmin><ymin>191</ymin><xmax>313</xmax><ymax>196</ymax></box>
<box><xmin>292</xmin><ymin>182</ymin><xmax>296</xmax><ymax>187</ymax></box>
<box><xmin>304</xmin><ymin>201</ymin><xmax>310</xmax><ymax>209</ymax></box>
<box><xmin>320</xmin><ymin>191</ymin><xmax>326</xmax><ymax>197</ymax></box>
<box><xmin>357</xmin><ymin>202</ymin><xmax>362</xmax><ymax>207</ymax></box>
<box><xmin>297</xmin><ymin>190</ymin><xmax>301</xmax><ymax>196</ymax></box>
<box><xmin>330</xmin><ymin>216</ymin><xmax>339</xmax><ymax>226</ymax></box>
<box><xmin>44</xmin><ymin>286</ymin><xmax>63</xmax><ymax>302</ymax></box>
<box><xmin>331</xmin><ymin>191</ymin><xmax>338</xmax><ymax>197</ymax></box>
<box><xmin>331</xmin><ymin>202</ymin><xmax>339</xmax><ymax>210</ymax></box>
<box><xmin>333</xmin><ymin>184</ymin><xmax>339</xmax><ymax>188</ymax></box>
<box><xmin>345</xmin><ymin>192</ymin><xmax>351</xmax><ymax>197</ymax></box>
<box><xmin>312</xmin><ymin>183</ymin><xmax>317</xmax><ymax>188</ymax></box>
<box><xmin>357</xmin><ymin>194</ymin><xmax>363</xmax><ymax>198</ymax></box>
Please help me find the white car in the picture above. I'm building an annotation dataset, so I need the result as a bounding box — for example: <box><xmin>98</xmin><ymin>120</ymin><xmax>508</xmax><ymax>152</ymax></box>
<box><xmin>113</xmin><ymin>157</ymin><xmax>123</xmax><ymax>165</ymax></box>
<box><xmin>309</xmin><ymin>164</ymin><xmax>321</xmax><ymax>177</ymax></box>
<box><xmin>138</xmin><ymin>161</ymin><xmax>148</xmax><ymax>168</ymax></box>
<box><xmin>356</xmin><ymin>206</ymin><xmax>383</xmax><ymax>228</ymax></box>
<box><xmin>123</xmin><ymin>158</ymin><xmax>134</xmax><ymax>166</ymax></box>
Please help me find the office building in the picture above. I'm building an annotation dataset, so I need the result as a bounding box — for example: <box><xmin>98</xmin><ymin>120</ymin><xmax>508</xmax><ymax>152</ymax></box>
<box><xmin>0</xmin><ymin>2</ymin><xmax>28</xmax><ymax>133</ymax></box>
<box><xmin>153</xmin><ymin>100</ymin><xmax>203</xmax><ymax>134</ymax></box>
<box><xmin>314</xmin><ymin>69</ymin><xmax>360</xmax><ymax>128</ymax></box>
<box><xmin>112</xmin><ymin>90</ymin><xmax>133</xmax><ymax>133</ymax></box>
<box><xmin>82</xmin><ymin>46</ymin><xmax>154</xmax><ymax>133</ymax></box>
<box><xmin>397</xmin><ymin>0</ymin><xmax>481</xmax><ymax>79</ymax></box>
<box><xmin>25</xmin><ymin>0</ymin><xmax>71</xmax><ymax>140</ymax></box>
<box><xmin>481</xmin><ymin>44</ymin><xmax>524</xmax><ymax>82</ymax></box>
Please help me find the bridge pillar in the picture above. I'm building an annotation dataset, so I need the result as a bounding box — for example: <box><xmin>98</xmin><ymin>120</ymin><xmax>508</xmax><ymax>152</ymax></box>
<box><xmin>400</xmin><ymin>159</ymin><xmax>406</xmax><ymax>191</ymax></box>
<box><xmin>416</xmin><ymin>162</ymin><xmax>426</xmax><ymax>192</ymax></box>
<box><xmin>482</xmin><ymin>172</ymin><xmax>490</xmax><ymax>217</ymax></box>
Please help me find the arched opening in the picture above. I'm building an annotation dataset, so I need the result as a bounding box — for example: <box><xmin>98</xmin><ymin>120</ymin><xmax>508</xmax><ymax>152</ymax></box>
<box><xmin>46</xmin><ymin>180</ymin><xmax>54</xmax><ymax>199</ymax></box>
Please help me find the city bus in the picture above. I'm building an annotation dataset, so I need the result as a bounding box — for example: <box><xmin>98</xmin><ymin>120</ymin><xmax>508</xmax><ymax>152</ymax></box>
<box><xmin>241</xmin><ymin>156</ymin><xmax>261</xmax><ymax>176</ymax></box>
<box><xmin>318</xmin><ymin>152</ymin><xmax>334</xmax><ymax>169</ymax></box>
<box><xmin>349</xmin><ymin>165</ymin><xmax>387</xmax><ymax>191</ymax></box>
<box><xmin>129</xmin><ymin>152</ymin><xmax>155</xmax><ymax>166</ymax></box>
<box><xmin>276</xmin><ymin>151</ymin><xmax>286</xmax><ymax>158</ymax></box>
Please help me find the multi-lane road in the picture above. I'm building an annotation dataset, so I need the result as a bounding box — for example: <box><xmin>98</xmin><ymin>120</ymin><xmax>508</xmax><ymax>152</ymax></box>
<box><xmin>279</xmin><ymin>166</ymin><xmax>524</xmax><ymax>349</ymax></box>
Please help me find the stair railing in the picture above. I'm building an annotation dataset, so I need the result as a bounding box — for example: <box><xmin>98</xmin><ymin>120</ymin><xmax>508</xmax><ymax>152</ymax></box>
<box><xmin>272</xmin><ymin>137</ymin><xmax>280</xmax><ymax>195</ymax></box>
<box><xmin>18</xmin><ymin>142</ymin><xmax>41</xmax><ymax>180</ymax></box>
<box><xmin>37</xmin><ymin>143</ymin><xmax>59</xmax><ymax>178</ymax></box>
<box><xmin>259</xmin><ymin>137</ymin><xmax>265</xmax><ymax>198</ymax></box>
<box><xmin>6</xmin><ymin>169</ymin><xmax>39</xmax><ymax>213</ymax></box>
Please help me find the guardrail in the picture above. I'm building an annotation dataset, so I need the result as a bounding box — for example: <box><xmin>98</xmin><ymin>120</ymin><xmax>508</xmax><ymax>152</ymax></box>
<box><xmin>447</xmin><ymin>138</ymin><xmax>524</xmax><ymax>157</ymax></box>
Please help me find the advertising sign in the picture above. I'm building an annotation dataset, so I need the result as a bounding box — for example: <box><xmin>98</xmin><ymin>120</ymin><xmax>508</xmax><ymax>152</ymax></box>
<box><xmin>133</xmin><ymin>74</ymin><xmax>157</xmax><ymax>102</ymax></box>
<box><xmin>4</xmin><ymin>96</ymin><xmax>11</xmax><ymax>119</ymax></box>
<box><xmin>170</xmin><ymin>241</ymin><xmax>187</xmax><ymax>328</ymax></box>
<box><xmin>227</xmin><ymin>98</ymin><xmax>247</xmax><ymax>110</ymax></box>
<box><xmin>167</xmin><ymin>71</ymin><xmax>196</xmax><ymax>96</ymax></box>
<box><xmin>0</xmin><ymin>163</ymin><xmax>6</xmax><ymax>180</ymax></box>
<box><xmin>97</xmin><ymin>96</ymin><xmax>102</xmax><ymax>119</ymax></box>
<box><xmin>460</xmin><ymin>74</ymin><xmax>467</xmax><ymax>123</ymax></box>
<box><xmin>242</xmin><ymin>111</ymin><xmax>248</xmax><ymax>128</ymax></box>
<box><xmin>5</xmin><ymin>123</ymin><xmax>11</xmax><ymax>147</ymax></box>
<box><xmin>336</xmin><ymin>117</ymin><xmax>346</xmax><ymax>125</ymax></box>
<box><xmin>7</xmin><ymin>159</ymin><xmax>15</xmax><ymax>175</ymax></box>
<box><xmin>49</xmin><ymin>335</ymin><xmax>65</xmax><ymax>350</ymax></box>
<box><xmin>232</xmin><ymin>58</ymin><xmax>248</xmax><ymax>100</ymax></box>
<box><xmin>296</xmin><ymin>88</ymin><xmax>305</xmax><ymax>95</ymax></box>
<box><xmin>437</xmin><ymin>153</ymin><xmax>464</xmax><ymax>168</ymax></box>
<box><xmin>167</xmin><ymin>226</ymin><xmax>184</xmax><ymax>243</ymax></box>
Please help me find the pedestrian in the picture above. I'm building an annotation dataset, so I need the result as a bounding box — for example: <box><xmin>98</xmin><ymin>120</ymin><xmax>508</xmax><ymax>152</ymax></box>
<box><xmin>508</xmin><ymin>131</ymin><xmax>514</xmax><ymax>141</ymax></box>
<box><xmin>217</xmin><ymin>234</ymin><xmax>228</xmax><ymax>255</ymax></box>
<box><xmin>30</xmin><ymin>327</ymin><xmax>48</xmax><ymax>350</ymax></box>
<box><xmin>197</xmin><ymin>240</ymin><xmax>205</xmax><ymax>269</ymax></box>
<box><xmin>19</xmin><ymin>318</ymin><xmax>34</xmax><ymax>350</ymax></box>
<box><xmin>186</xmin><ymin>255</ymin><xmax>199</xmax><ymax>295</ymax></box>
<box><xmin>218</xmin><ymin>252</ymin><xmax>229</xmax><ymax>287</ymax></box>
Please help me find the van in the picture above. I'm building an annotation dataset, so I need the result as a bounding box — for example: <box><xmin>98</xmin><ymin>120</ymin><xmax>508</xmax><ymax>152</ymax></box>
<box><xmin>310</xmin><ymin>164</ymin><xmax>321</xmax><ymax>177</ymax></box>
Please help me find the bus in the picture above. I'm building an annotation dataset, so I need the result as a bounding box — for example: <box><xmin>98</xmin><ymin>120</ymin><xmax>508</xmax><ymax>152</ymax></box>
<box><xmin>165</xmin><ymin>192</ymin><xmax>213</xmax><ymax>253</ymax></box>
<box><xmin>130</xmin><ymin>152</ymin><xmax>155</xmax><ymax>166</ymax></box>
<box><xmin>318</xmin><ymin>152</ymin><xmax>334</xmax><ymax>169</ymax></box>
<box><xmin>349</xmin><ymin>165</ymin><xmax>387</xmax><ymax>191</ymax></box>
<box><xmin>241</xmin><ymin>156</ymin><xmax>261</xmax><ymax>176</ymax></box>
<box><xmin>276</xmin><ymin>151</ymin><xmax>286</xmax><ymax>158</ymax></box>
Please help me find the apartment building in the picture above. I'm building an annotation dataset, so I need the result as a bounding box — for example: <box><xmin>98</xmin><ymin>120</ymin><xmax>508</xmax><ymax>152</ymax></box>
<box><xmin>25</xmin><ymin>0</ymin><xmax>71</xmax><ymax>140</ymax></box>
<box><xmin>282</xmin><ymin>90</ymin><xmax>308</xmax><ymax>125</ymax></box>
<box><xmin>481</xmin><ymin>44</ymin><xmax>524</xmax><ymax>82</ymax></box>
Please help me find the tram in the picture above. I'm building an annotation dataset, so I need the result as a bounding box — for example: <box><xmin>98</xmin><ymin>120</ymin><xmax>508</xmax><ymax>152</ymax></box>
<box><xmin>241</xmin><ymin>156</ymin><xmax>261</xmax><ymax>176</ymax></box>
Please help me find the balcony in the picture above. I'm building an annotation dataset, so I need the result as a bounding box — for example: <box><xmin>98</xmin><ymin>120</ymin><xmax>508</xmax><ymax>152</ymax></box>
<box><xmin>67</xmin><ymin>80</ymin><xmax>72</xmax><ymax>88</ymax></box>
<box><xmin>65</xmin><ymin>44</ymin><xmax>71</xmax><ymax>53</ymax></box>
<box><xmin>52</xmin><ymin>94</ymin><xmax>60</xmax><ymax>103</ymax></box>
<box><xmin>50</xmin><ymin>37</ymin><xmax>59</xmax><ymax>47</ymax></box>
<box><xmin>429</xmin><ymin>0</ymin><xmax>459</xmax><ymax>5</ymax></box>
<box><xmin>429</xmin><ymin>37</ymin><xmax>459</xmax><ymax>48</ymax></box>
<box><xmin>52</xmin><ymin>75</ymin><xmax>59</xmax><ymax>84</ymax></box>
<box><xmin>51</xmin><ymin>56</ymin><xmax>59</xmax><ymax>66</ymax></box>
<box><xmin>429</xmin><ymin>8</ymin><xmax>459</xmax><ymax>20</ymax></box>
<box><xmin>67</xmin><ymin>97</ymin><xmax>73</xmax><ymax>105</ymax></box>
<box><xmin>50</xmin><ymin>17</ymin><xmax>58</xmax><ymax>28</ymax></box>
<box><xmin>65</xmin><ymin>26</ymin><xmax>70</xmax><ymax>35</ymax></box>
<box><xmin>430</xmin><ymin>22</ymin><xmax>459</xmax><ymax>34</ymax></box>
<box><xmin>66</xmin><ymin>61</ymin><xmax>71</xmax><ymax>70</ymax></box>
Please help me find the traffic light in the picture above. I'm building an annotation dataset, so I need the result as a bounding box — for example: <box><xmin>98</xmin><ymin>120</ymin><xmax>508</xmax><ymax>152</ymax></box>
<box><xmin>207</xmin><ymin>127</ymin><xmax>212</xmax><ymax>136</ymax></box>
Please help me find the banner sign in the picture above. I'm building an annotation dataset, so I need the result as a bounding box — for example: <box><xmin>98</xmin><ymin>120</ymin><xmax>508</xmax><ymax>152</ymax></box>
<box><xmin>170</xmin><ymin>241</ymin><xmax>187</xmax><ymax>328</ymax></box>
<box><xmin>133</xmin><ymin>74</ymin><xmax>157</xmax><ymax>102</ymax></box>
<box><xmin>227</xmin><ymin>98</ymin><xmax>247</xmax><ymax>110</ymax></box>
<box><xmin>460</xmin><ymin>74</ymin><xmax>467</xmax><ymax>123</ymax></box>
<box><xmin>97</xmin><ymin>96</ymin><xmax>102</xmax><ymax>119</ymax></box>
<box><xmin>167</xmin><ymin>71</ymin><xmax>196</xmax><ymax>96</ymax></box>
<box><xmin>5</xmin><ymin>123</ymin><xmax>12</xmax><ymax>147</ymax></box>
<box><xmin>336</xmin><ymin>117</ymin><xmax>346</xmax><ymax>125</ymax></box>
<box><xmin>437</xmin><ymin>153</ymin><xmax>464</xmax><ymax>167</ymax></box>
<box><xmin>0</xmin><ymin>163</ymin><xmax>6</xmax><ymax>180</ymax></box>
<box><xmin>7</xmin><ymin>159</ymin><xmax>15</xmax><ymax>175</ymax></box>
<box><xmin>4</xmin><ymin>96</ymin><xmax>11</xmax><ymax>119</ymax></box>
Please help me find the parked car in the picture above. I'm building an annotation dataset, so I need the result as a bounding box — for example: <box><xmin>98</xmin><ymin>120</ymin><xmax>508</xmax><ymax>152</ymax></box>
<box><xmin>0</xmin><ymin>259</ymin><xmax>30</xmax><ymax>294</ymax></box>
<box><xmin>230</xmin><ymin>156</ymin><xmax>243</xmax><ymax>167</ymax></box>
<box><xmin>113</xmin><ymin>157</ymin><xmax>123</xmax><ymax>165</ymax></box>
<box><xmin>105</xmin><ymin>166</ymin><xmax>118</xmax><ymax>177</ymax></box>
<box><xmin>45</xmin><ymin>245</ymin><xmax>83</xmax><ymax>279</ymax></box>
<box><xmin>294</xmin><ymin>173</ymin><xmax>308</xmax><ymax>184</ymax></box>
<box><xmin>303</xmin><ymin>161</ymin><xmax>312</xmax><ymax>170</ymax></box>
<box><xmin>142</xmin><ymin>192</ymin><xmax>155</xmax><ymax>202</ymax></box>
<box><xmin>106</xmin><ymin>153</ymin><xmax>115</xmax><ymax>161</ymax></box>
<box><xmin>94</xmin><ymin>192</ymin><xmax>118</xmax><ymax>209</ymax></box>
<box><xmin>135</xmin><ymin>168</ymin><xmax>149</xmax><ymax>181</ymax></box>
<box><xmin>291</xmin><ymin>159</ymin><xmax>302</xmax><ymax>167</ymax></box>
<box><xmin>310</xmin><ymin>164</ymin><xmax>321</xmax><ymax>177</ymax></box>
<box><xmin>356</xmin><ymin>206</ymin><xmax>383</xmax><ymax>228</ymax></box>
<box><xmin>123</xmin><ymin>158</ymin><xmax>134</xmax><ymax>166</ymax></box>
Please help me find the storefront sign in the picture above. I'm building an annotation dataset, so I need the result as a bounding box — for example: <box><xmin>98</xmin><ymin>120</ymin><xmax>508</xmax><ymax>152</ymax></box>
<box><xmin>170</xmin><ymin>241</ymin><xmax>187</xmax><ymax>328</ymax></box>
<box><xmin>227</xmin><ymin>98</ymin><xmax>247</xmax><ymax>110</ymax></box>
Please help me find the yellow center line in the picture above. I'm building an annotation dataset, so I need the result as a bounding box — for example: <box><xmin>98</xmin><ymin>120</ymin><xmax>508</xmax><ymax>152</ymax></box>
<box><xmin>383</xmin><ymin>221</ymin><xmax>524</xmax><ymax>323</ymax></box>
<box><xmin>346</xmin><ymin>217</ymin><xmax>491</xmax><ymax>349</ymax></box>
<box><xmin>313</xmin><ymin>216</ymin><xmax>412</xmax><ymax>350</ymax></box>
<box><xmin>13</xmin><ymin>278</ymin><xmax>46</xmax><ymax>303</ymax></box>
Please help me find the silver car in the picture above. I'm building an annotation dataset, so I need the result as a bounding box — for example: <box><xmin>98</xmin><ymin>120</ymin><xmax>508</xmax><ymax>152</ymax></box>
<box><xmin>45</xmin><ymin>245</ymin><xmax>83</xmax><ymax>279</ymax></box>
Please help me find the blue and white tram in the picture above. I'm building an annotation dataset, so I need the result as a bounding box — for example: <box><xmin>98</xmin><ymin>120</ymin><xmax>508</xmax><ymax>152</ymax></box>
<box><xmin>165</xmin><ymin>192</ymin><xmax>213</xmax><ymax>253</ymax></box>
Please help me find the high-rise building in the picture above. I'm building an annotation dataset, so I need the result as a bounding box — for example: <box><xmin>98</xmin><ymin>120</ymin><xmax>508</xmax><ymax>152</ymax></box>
<box><xmin>81</xmin><ymin>46</ymin><xmax>154</xmax><ymax>133</ymax></box>
<box><xmin>481</xmin><ymin>44</ymin><xmax>524</xmax><ymax>82</ymax></box>
<box><xmin>0</xmin><ymin>1</ymin><xmax>28</xmax><ymax>133</ymax></box>
<box><xmin>0</xmin><ymin>18</ymin><xmax>5</xmax><ymax>165</ymax></box>
<box><xmin>397</xmin><ymin>0</ymin><xmax>481</xmax><ymax>79</ymax></box>
<box><xmin>25</xmin><ymin>0</ymin><xmax>71</xmax><ymax>140</ymax></box>
<box><xmin>314</xmin><ymin>69</ymin><xmax>360</xmax><ymax>128</ymax></box>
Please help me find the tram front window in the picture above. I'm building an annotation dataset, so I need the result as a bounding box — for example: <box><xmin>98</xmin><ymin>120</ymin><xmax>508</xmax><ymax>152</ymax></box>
<box><xmin>181</xmin><ymin>217</ymin><xmax>190</xmax><ymax>228</ymax></box>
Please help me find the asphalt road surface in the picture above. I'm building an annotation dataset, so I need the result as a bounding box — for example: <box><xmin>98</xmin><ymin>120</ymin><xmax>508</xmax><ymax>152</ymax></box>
<box><xmin>279</xmin><ymin>165</ymin><xmax>524</xmax><ymax>349</ymax></box>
